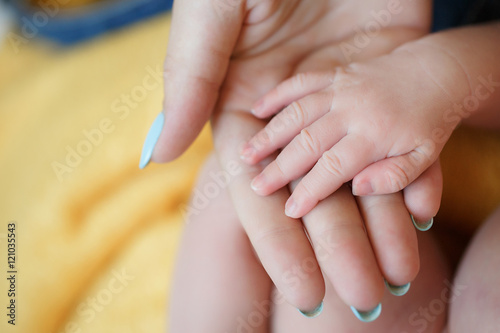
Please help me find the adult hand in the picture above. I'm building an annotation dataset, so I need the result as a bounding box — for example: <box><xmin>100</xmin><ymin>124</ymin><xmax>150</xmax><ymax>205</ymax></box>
<box><xmin>155</xmin><ymin>0</ymin><xmax>441</xmax><ymax>314</ymax></box>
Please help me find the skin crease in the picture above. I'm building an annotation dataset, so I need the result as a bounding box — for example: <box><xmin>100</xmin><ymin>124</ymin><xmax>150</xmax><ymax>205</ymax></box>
<box><xmin>160</xmin><ymin>1</ymin><xmax>500</xmax><ymax>330</ymax></box>
<box><xmin>155</xmin><ymin>0</ymin><xmax>440</xmax><ymax>314</ymax></box>
<box><xmin>211</xmin><ymin>18</ymin><xmax>432</xmax><ymax>312</ymax></box>
<box><xmin>160</xmin><ymin>1</ymin><xmax>500</xmax><ymax>331</ymax></box>
<box><xmin>243</xmin><ymin>23</ymin><xmax>500</xmax><ymax>219</ymax></box>
<box><xmin>169</xmin><ymin>155</ymin><xmax>448</xmax><ymax>332</ymax></box>
<box><xmin>153</xmin><ymin>0</ymin><xmax>432</xmax><ymax>163</ymax></box>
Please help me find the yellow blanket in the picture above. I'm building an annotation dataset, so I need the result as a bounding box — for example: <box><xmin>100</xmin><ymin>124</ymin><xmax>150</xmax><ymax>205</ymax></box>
<box><xmin>0</xmin><ymin>12</ymin><xmax>499</xmax><ymax>333</ymax></box>
<box><xmin>0</xmin><ymin>14</ymin><xmax>211</xmax><ymax>333</ymax></box>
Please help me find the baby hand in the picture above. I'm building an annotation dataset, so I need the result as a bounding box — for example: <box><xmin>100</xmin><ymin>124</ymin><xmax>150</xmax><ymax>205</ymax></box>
<box><xmin>241</xmin><ymin>49</ymin><xmax>463</xmax><ymax>218</ymax></box>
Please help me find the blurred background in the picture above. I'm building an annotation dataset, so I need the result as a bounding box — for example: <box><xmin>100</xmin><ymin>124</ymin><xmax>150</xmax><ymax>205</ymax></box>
<box><xmin>0</xmin><ymin>1</ymin><xmax>212</xmax><ymax>333</ymax></box>
<box><xmin>0</xmin><ymin>1</ymin><xmax>499</xmax><ymax>333</ymax></box>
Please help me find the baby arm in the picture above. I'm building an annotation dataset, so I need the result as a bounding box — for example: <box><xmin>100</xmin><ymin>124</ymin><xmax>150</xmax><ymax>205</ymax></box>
<box><xmin>241</xmin><ymin>21</ymin><xmax>500</xmax><ymax>218</ymax></box>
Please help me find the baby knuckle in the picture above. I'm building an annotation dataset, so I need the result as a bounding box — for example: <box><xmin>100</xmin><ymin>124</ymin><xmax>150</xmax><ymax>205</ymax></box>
<box><xmin>320</xmin><ymin>151</ymin><xmax>344</xmax><ymax>177</ymax></box>
<box><xmin>274</xmin><ymin>157</ymin><xmax>288</xmax><ymax>178</ymax></box>
<box><xmin>298</xmin><ymin>181</ymin><xmax>315</xmax><ymax>200</ymax></box>
<box><xmin>298</xmin><ymin>129</ymin><xmax>321</xmax><ymax>155</ymax></box>
<box><xmin>385</xmin><ymin>162</ymin><xmax>411</xmax><ymax>192</ymax></box>
<box><xmin>286</xmin><ymin>101</ymin><xmax>307</xmax><ymax>128</ymax></box>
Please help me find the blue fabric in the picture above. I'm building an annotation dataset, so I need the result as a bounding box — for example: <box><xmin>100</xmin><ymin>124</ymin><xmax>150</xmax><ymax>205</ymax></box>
<box><xmin>6</xmin><ymin>0</ymin><xmax>499</xmax><ymax>45</ymax></box>
<box><xmin>7</xmin><ymin>0</ymin><xmax>173</xmax><ymax>45</ymax></box>
<box><xmin>432</xmin><ymin>0</ymin><xmax>472</xmax><ymax>31</ymax></box>
<box><xmin>432</xmin><ymin>0</ymin><xmax>500</xmax><ymax>32</ymax></box>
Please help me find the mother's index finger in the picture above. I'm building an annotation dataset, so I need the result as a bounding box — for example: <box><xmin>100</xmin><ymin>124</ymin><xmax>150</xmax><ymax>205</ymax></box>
<box><xmin>152</xmin><ymin>0</ymin><xmax>246</xmax><ymax>163</ymax></box>
<box><xmin>212</xmin><ymin>109</ymin><xmax>326</xmax><ymax>314</ymax></box>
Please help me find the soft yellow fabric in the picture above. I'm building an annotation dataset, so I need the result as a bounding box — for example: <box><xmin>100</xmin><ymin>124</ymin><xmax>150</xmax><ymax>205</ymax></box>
<box><xmin>0</xmin><ymin>14</ymin><xmax>212</xmax><ymax>333</ymax></box>
<box><xmin>440</xmin><ymin>126</ymin><xmax>500</xmax><ymax>232</ymax></box>
<box><xmin>0</xmin><ymin>10</ymin><xmax>499</xmax><ymax>333</ymax></box>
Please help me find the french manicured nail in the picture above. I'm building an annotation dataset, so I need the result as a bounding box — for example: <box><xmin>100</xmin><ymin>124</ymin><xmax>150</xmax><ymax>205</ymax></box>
<box><xmin>239</xmin><ymin>144</ymin><xmax>256</xmax><ymax>162</ymax></box>
<box><xmin>384</xmin><ymin>280</ymin><xmax>411</xmax><ymax>296</ymax></box>
<box><xmin>350</xmin><ymin>303</ymin><xmax>382</xmax><ymax>322</ymax></box>
<box><xmin>352</xmin><ymin>181</ymin><xmax>373</xmax><ymax>196</ymax></box>
<box><xmin>411</xmin><ymin>215</ymin><xmax>434</xmax><ymax>231</ymax></box>
<box><xmin>285</xmin><ymin>198</ymin><xmax>298</xmax><ymax>217</ymax></box>
<box><xmin>139</xmin><ymin>112</ymin><xmax>164</xmax><ymax>169</ymax></box>
<box><xmin>298</xmin><ymin>302</ymin><xmax>323</xmax><ymax>318</ymax></box>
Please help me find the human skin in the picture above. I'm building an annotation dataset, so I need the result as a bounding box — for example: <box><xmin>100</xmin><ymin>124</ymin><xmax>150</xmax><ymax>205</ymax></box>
<box><xmin>243</xmin><ymin>22</ymin><xmax>500</xmax><ymax>219</ymax></box>
<box><xmin>149</xmin><ymin>0</ymin><xmax>439</xmax><ymax>314</ymax></box>
<box><xmin>447</xmin><ymin>206</ymin><xmax>500</xmax><ymax>333</ymax></box>
<box><xmin>160</xmin><ymin>2</ymin><xmax>500</xmax><ymax>328</ymax></box>
<box><xmin>169</xmin><ymin>155</ymin><xmax>449</xmax><ymax>332</ymax></box>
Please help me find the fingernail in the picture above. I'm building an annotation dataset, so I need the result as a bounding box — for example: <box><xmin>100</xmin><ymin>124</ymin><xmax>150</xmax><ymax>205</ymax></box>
<box><xmin>285</xmin><ymin>198</ymin><xmax>298</xmax><ymax>217</ymax></box>
<box><xmin>252</xmin><ymin>98</ymin><xmax>265</xmax><ymax>115</ymax></box>
<box><xmin>239</xmin><ymin>144</ymin><xmax>256</xmax><ymax>163</ymax></box>
<box><xmin>384</xmin><ymin>280</ymin><xmax>411</xmax><ymax>296</ymax></box>
<box><xmin>251</xmin><ymin>174</ymin><xmax>266</xmax><ymax>192</ymax></box>
<box><xmin>411</xmin><ymin>215</ymin><xmax>434</xmax><ymax>231</ymax></box>
<box><xmin>298</xmin><ymin>301</ymin><xmax>323</xmax><ymax>318</ymax></box>
<box><xmin>139</xmin><ymin>112</ymin><xmax>164</xmax><ymax>169</ymax></box>
<box><xmin>350</xmin><ymin>303</ymin><xmax>382</xmax><ymax>322</ymax></box>
<box><xmin>352</xmin><ymin>181</ymin><xmax>373</xmax><ymax>196</ymax></box>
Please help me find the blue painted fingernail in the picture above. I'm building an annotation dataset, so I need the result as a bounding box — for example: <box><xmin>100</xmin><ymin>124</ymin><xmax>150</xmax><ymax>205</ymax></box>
<box><xmin>411</xmin><ymin>215</ymin><xmax>434</xmax><ymax>231</ymax></box>
<box><xmin>139</xmin><ymin>112</ymin><xmax>164</xmax><ymax>169</ymax></box>
<box><xmin>298</xmin><ymin>301</ymin><xmax>323</xmax><ymax>318</ymax></box>
<box><xmin>384</xmin><ymin>280</ymin><xmax>411</xmax><ymax>296</ymax></box>
<box><xmin>350</xmin><ymin>303</ymin><xmax>382</xmax><ymax>322</ymax></box>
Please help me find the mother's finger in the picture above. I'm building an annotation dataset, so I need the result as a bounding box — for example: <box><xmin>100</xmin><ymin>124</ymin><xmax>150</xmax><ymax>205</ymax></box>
<box><xmin>403</xmin><ymin>160</ymin><xmax>443</xmax><ymax>230</ymax></box>
<box><xmin>357</xmin><ymin>192</ymin><xmax>420</xmax><ymax>288</ymax></box>
<box><xmin>150</xmin><ymin>0</ymin><xmax>246</xmax><ymax>164</ymax></box>
<box><xmin>212</xmin><ymin>109</ymin><xmax>325</xmax><ymax>314</ymax></box>
<box><xmin>299</xmin><ymin>184</ymin><xmax>385</xmax><ymax>315</ymax></box>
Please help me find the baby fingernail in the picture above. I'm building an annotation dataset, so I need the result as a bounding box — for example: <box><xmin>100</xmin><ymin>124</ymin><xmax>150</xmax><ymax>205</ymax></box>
<box><xmin>384</xmin><ymin>280</ymin><xmax>411</xmax><ymax>296</ymax></box>
<box><xmin>352</xmin><ymin>181</ymin><xmax>373</xmax><ymax>196</ymax></box>
<box><xmin>350</xmin><ymin>303</ymin><xmax>382</xmax><ymax>322</ymax></box>
<box><xmin>411</xmin><ymin>215</ymin><xmax>434</xmax><ymax>231</ymax></box>
<box><xmin>285</xmin><ymin>198</ymin><xmax>298</xmax><ymax>217</ymax></box>
<box><xmin>240</xmin><ymin>144</ymin><xmax>256</xmax><ymax>162</ymax></box>
<box><xmin>252</xmin><ymin>98</ymin><xmax>265</xmax><ymax>115</ymax></box>
<box><xmin>139</xmin><ymin>112</ymin><xmax>165</xmax><ymax>169</ymax></box>
<box><xmin>251</xmin><ymin>174</ymin><xmax>266</xmax><ymax>192</ymax></box>
<box><xmin>298</xmin><ymin>301</ymin><xmax>324</xmax><ymax>318</ymax></box>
